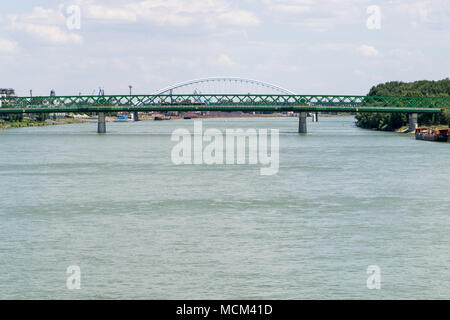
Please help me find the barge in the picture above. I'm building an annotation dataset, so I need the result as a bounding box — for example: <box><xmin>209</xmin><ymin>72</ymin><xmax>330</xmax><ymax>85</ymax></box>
<box><xmin>415</xmin><ymin>127</ymin><xmax>449</xmax><ymax>142</ymax></box>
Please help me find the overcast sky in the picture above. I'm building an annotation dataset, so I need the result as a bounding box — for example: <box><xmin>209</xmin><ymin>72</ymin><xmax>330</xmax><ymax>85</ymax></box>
<box><xmin>0</xmin><ymin>0</ymin><xmax>449</xmax><ymax>96</ymax></box>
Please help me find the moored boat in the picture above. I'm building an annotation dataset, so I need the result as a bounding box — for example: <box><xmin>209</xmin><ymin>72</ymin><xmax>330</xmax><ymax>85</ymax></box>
<box><xmin>415</xmin><ymin>127</ymin><xmax>449</xmax><ymax>142</ymax></box>
<box><xmin>154</xmin><ymin>116</ymin><xmax>171</xmax><ymax>121</ymax></box>
<box><xmin>113</xmin><ymin>116</ymin><xmax>132</xmax><ymax>122</ymax></box>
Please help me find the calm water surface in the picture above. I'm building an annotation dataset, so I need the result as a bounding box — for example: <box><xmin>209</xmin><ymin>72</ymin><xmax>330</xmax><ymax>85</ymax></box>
<box><xmin>0</xmin><ymin>117</ymin><xmax>449</xmax><ymax>299</ymax></box>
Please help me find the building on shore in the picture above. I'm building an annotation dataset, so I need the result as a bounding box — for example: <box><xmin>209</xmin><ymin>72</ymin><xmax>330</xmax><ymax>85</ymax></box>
<box><xmin>0</xmin><ymin>89</ymin><xmax>16</xmax><ymax>120</ymax></box>
<box><xmin>0</xmin><ymin>88</ymin><xmax>15</xmax><ymax>97</ymax></box>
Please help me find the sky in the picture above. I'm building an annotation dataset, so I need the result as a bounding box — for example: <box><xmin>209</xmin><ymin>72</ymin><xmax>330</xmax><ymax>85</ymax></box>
<box><xmin>0</xmin><ymin>0</ymin><xmax>449</xmax><ymax>96</ymax></box>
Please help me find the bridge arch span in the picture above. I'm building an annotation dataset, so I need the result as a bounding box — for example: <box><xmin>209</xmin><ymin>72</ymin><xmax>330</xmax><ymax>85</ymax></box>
<box><xmin>153</xmin><ymin>77</ymin><xmax>297</xmax><ymax>95</ymax></box>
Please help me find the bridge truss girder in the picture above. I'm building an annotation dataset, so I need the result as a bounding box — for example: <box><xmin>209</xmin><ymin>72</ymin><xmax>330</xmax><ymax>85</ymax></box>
<box><xmin>0</xmin><ymin>94</ymin><xmax>447</xmax><ymax>114</ymax></box>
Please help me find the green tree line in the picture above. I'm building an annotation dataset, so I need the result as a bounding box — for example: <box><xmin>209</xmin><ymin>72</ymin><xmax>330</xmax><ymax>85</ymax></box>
<box><xmin>355</xmin><ymin>79</ymin><xmax>450</xmax><ymax>131</ymax></box>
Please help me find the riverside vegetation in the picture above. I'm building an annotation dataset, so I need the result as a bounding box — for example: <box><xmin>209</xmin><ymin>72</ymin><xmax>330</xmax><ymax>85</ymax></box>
<box><xmin>0</xmin><ymin>114</ymin><xmax>85</xmax><ymax>130</ymax></box>
<box><xmin>355</xmin><ymin>79</ymin><xmax>450</xmax><ymax>131</ymax></box>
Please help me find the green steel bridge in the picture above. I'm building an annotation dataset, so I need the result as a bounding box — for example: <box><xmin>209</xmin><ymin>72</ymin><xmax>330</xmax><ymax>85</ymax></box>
<box><xmin>0</xmin><ymin>94</ymin><xmax>447</xmax><ymax>113</ymax></box>
<box><xmin>1</xmin><ymin>93</ymin><xmax>448</xmax><ymax>133</ymax></box>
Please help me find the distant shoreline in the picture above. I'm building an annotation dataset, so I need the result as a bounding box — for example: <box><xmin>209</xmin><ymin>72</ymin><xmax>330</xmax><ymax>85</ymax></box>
<box><xmin>0</xmin><ymin>118</ymin><xmax>88</xmax><ymax>130</ymax></box>
<box><xmin>0</xmin><ymin>112</ymin><xmax>355</xmax><ymax>130</ymax></box>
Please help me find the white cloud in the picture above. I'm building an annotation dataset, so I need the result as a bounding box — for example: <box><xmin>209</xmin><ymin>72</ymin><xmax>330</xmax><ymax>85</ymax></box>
<box><xmin>0</xmin><ymin>38</ymin><xmax>18</xmax><ymax>53</ymax></box>
<box><xmin>19</xmin><ymin>6</ymin><xmax>66</xmax><ymax>24</ymax></box>
<box><xmin>264</xmin><ymin>0</ymin><xmax>313</xmax><ymax>14</ymax></box>
<box><xmin>388</xmin><ymin>0</ymin><xmax>449</xmax><ymax>28</ymax></box>
<box><xmin>84</xmin><ymin>5</ymin><xmax>137</xmax><ymax>22</ymax></box>
<box><xmin>388</xmin><ymin>48</ymin><xmax>414</xmax><ymax>58</ymax></box>
<box><xmin>10</xmin><ymin>20</ymin><xmax>83</xmax><ymax>45</ymax></box>
<box><xmin>353</xmin><ymin>69</ymin><xmax>365</xmax><ymax>77</ymax></box>
<box><xmin>217</xmin><ymin>54</ymin><xmax>236</xmax><ymax>66</ymax></box>
<box><xmin>263</xmin><ymin>0</ymin><xmax>449</xmax><ymax>32</ymax></box>
<box><xmin>217</xmin><ymin>10</ymin><xmax>260</xmax><ymax>27</ymax></box>
<box><xmin>263</xmin><ymin>0</ymin><xmax>367</xmax><ymax>31</ymax></box>
<box><xmin>7</xmin><ymin>6</ymin><xmax>83</xmax><ymax>45</ymax></box>
<box><xmin>357</xmin><ymin>44</ymin><xmax>379</xmax><ymax>57</ymax></box>
<box><xmin>75</xmin><ymin>0</ymin><xmax>259</xmax><ymax>27</ymax></box>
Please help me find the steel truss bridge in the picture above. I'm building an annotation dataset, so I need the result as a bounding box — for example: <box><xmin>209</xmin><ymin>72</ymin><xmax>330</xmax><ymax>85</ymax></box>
<box><xmin>0</xmin><ymin>94</ymin><xmax>447</xmax><ymax>114</ymax></box>
<box><xmin>1</xmin><ymin>77</ymin><xmax>448</xmax><ymax>133</ymax></box>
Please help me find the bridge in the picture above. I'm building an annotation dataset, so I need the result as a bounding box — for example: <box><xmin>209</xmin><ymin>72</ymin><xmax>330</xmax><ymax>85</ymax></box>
<box><xmin>1</xmin><ymin>77</ymin><xmax>448</xmax><ymax>133</ymax></box>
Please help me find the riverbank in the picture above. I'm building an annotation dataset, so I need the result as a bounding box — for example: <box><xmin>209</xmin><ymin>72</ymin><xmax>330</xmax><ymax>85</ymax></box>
<box><xmin>139</xmin><ymin>111</ymin><xmax>354</xmax><ymax>121</ymax></box>
<box><xmin>1</xmin><ymin>112</ymin><xmax>355</xmax><ymax>130</ymax></box>
<box><xmin>139</xmin><ymin>112</ymin><xmax>288</xmax><ymax>121</ymax></box>
<box><xmin>0</xmin><ymin>114</ymin><xmax>293</xmax><ymax>130</ymax></box>
<box><xmin>0</xmin><ymin>118</ymin><xmax>88</xmax><ymax>130</ymax></box>
<box><xmin>395</xmin><ymin>124</ymin><xmax>450</xmax><ymax>134</ymax></box>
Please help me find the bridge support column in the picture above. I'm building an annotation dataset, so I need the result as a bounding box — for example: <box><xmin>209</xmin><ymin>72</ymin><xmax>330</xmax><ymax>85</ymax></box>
<box><xmin>132</xmin><ymin>111</ymin><xmax>139</xmax><ymax>121</ymax></box>
<box><xmin>298</xmin><ymin>112</ymin><xmax>307</xmax><ymax>134</ymax></box>
<box><xmin>408</xmin><ymin>113</ymin><xmax>418</xmax><ymax>132</ymax></box>
<box><xmin>98</xmin><ymin>112</ymin><xmax>106</xmax><ymax>134</ymax></box>
<box><xmin>312</xmin><ymin>112</ymin><xmax>318</xmax><ymax>122</ymax></box>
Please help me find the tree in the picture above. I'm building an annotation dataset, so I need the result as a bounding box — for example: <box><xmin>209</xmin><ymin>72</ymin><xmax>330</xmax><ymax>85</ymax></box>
<box><xmin>356</xmin><ymin>79</ymin><xmax>450</xmax><ymax>131</ymax></box>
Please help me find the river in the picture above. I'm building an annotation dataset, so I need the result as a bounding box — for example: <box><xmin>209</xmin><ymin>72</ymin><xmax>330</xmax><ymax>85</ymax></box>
<box><xmin>0</xmin><ymin>116</ymin><xmax>449</xmax><ymax>299</ymax></box>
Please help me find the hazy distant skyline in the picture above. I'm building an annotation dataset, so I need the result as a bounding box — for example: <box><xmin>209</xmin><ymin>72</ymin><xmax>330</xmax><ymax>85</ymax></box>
<box><xmin>0</xmin><ymin>0</ymin><xmax>449</xmax><ymax>96</ymax></box>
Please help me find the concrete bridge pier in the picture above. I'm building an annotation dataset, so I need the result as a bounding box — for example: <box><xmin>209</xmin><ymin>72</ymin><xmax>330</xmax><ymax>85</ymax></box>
<box><xmin>298</xmin><ymin>112</ymin><xmax>307</xmax><ymax>133</ymax></box>
<box><xmin>132</xmin><ymin>111</ymin><xmax>139</xmax><ymax>121</ymax></box>
<box><xmin>98</xmin><ymin>112</ymin><xmax>106</xmax><ymax>133</ymax></box>
<box><xmin>408</xmin><ymin>113</ymin><xmax>418</xmax><ymax>132</ymax></box>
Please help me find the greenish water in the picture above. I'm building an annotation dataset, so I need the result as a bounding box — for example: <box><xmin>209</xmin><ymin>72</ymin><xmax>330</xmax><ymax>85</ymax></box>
<box><xmin>0</xmin><ymin>117</ymin><xmax>449</xmax><ymax>299</ymax></box>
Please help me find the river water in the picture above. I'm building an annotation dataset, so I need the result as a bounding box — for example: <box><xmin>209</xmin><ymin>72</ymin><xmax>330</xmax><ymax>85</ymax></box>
<box><xmin>0</xmin><ymin>116</ymin><xmax>449</xmax><ymax>299</ymax></box>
